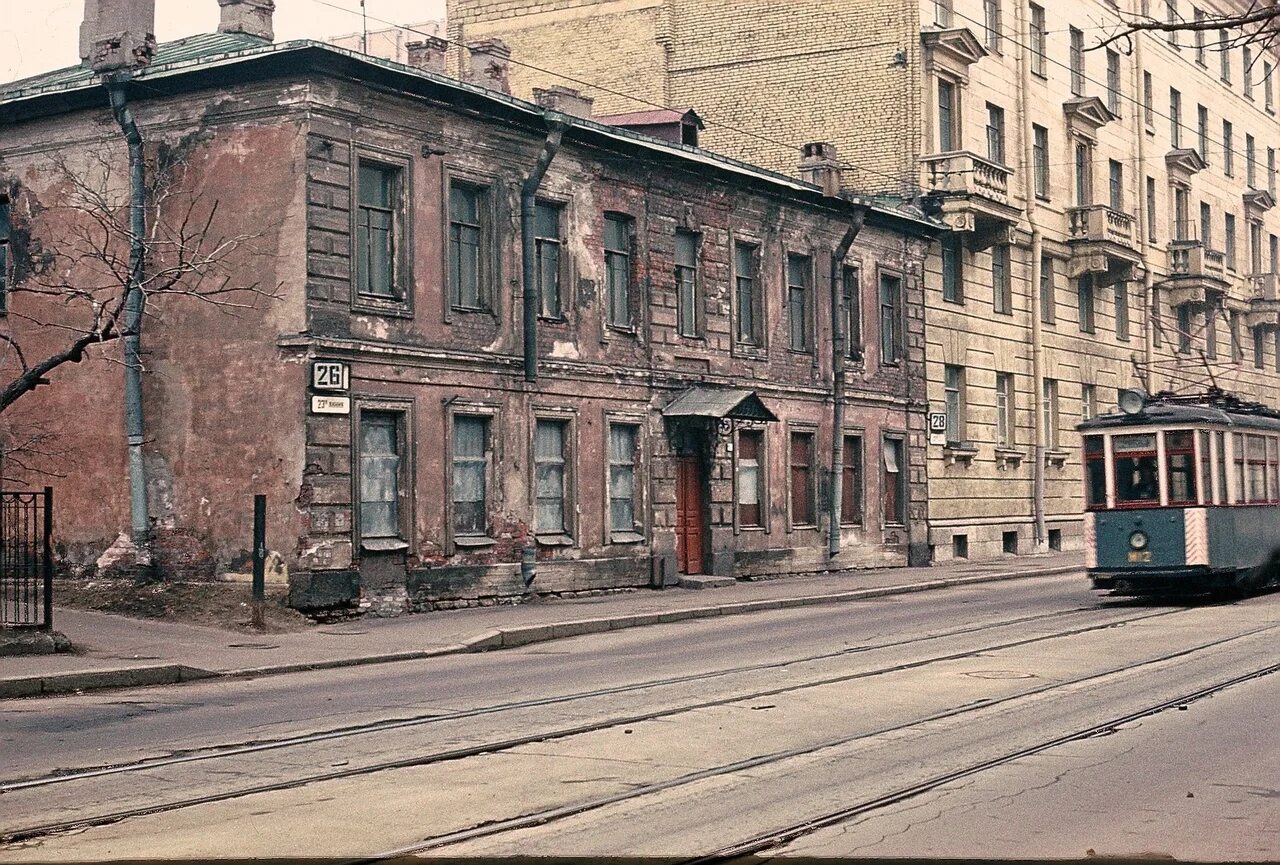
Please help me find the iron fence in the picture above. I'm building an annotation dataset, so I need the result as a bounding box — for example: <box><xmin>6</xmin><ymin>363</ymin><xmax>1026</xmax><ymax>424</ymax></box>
<box><xmin>0</xmin><ymin>487</ymin><xmax>53</xmax><ymax>630</ymax></box>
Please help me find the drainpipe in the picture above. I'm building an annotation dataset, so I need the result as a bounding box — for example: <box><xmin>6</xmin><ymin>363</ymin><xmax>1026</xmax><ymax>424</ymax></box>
<box><xmin>828</xmin><ymin>209</ymin><xmax>866</xmax><ymax>559</ymax></box>
<box><xmin>1133</xmin><ymin>35</ymin><xmax>1156</xmax><ymax>392</ymax></box>
<box><xmin>1014</xmin><ymin>0</ymin><xmax>1047</xmax><ymax>549</ymax></box>
<box><xmin>521</xmin><ymin>116</ymin><xmax>569</xmax><ymax>383</ymax></box>
<box><xmin>107</xmin><ymin>78</ymin><xmax>151</xmax><ymax>551</ymax></box>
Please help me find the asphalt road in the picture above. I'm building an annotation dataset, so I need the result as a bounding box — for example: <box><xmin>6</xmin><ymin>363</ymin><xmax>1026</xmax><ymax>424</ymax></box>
<box><xmin>2</xmin><ymin>572</ymin><xmax>1277</xmax><ymax>861</ymax></box>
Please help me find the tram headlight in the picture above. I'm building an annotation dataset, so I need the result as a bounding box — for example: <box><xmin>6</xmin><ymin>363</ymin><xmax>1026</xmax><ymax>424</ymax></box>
<box><xmin>1118</xmin><ymin>389</ymin><xmax>1148</xmax><ymax>416</ymax></box>
<box><xmin>1129</xmin><ymin>530</ymin><xmax>1149</xmax><ymax>551</ymax></box>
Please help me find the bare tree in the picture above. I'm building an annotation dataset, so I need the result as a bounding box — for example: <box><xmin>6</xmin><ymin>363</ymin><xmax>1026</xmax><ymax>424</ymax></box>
<box><xmin>0</xmin><ymin>141</ymin><xmax>276</xmax><ymax>415</ymax></box>
<box><xmin>1095</xmin><ymin>2</ymin><xmax>1280</xmax><ymax>54</ymax></box>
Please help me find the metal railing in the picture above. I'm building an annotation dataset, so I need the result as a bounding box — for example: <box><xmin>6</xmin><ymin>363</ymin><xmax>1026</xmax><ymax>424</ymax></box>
<box><xmin>0</xmin><ymin>487</ymin><xmax>53</xmax><ymax>630</ymax></box>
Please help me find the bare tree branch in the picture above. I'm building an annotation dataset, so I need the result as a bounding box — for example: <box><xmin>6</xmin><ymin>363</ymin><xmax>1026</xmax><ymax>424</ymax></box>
<box><xmin>0</xmin><ymin>141</ymin><xmax>281</xmax><ymax>418</ymax></box>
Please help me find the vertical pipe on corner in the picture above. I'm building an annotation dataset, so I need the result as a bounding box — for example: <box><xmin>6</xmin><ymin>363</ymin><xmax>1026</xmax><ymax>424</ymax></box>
<box><xmin>520</xmin><ymin>117</ymin><xmax>568</xmax><ymax>383</ymax></box>
<box><xmin>828</xmin><ymin>211</ymin><xmax>865</xmax><ymax>559</ymax></box>
<box><xmin>107</xmin><ymin>80</ymin><xmax>151</xmax><ymax>551</ymax></box>
<box><xmin>1014</xmin><ymin>0</ymin><xmax>1048</xmax><ymax>549</ymax></box>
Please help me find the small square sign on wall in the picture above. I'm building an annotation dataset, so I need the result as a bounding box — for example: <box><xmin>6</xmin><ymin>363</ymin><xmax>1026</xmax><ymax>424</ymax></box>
<box><xmin>311</xmin><ymin>360</ymin><xmax>349</xmax><ymax>392</ymax></box>
<box><xmin>928</xmin><ymin>411</ymin><xmax>947</xmax><ymax>446</ymax></box>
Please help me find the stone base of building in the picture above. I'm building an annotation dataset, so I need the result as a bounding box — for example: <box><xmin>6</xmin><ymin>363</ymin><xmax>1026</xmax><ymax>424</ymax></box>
<box><xmin>927</xmin><ymin>519</ymin><xmax>1084</xmax><ymax>564</ymax></box>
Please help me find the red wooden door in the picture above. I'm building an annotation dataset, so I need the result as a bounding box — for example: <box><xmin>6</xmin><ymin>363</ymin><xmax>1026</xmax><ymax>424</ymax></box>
<box><xmin>676</xmin><ymin>456</ymin><xmax>704</xmax><ymax>575</ymax></box>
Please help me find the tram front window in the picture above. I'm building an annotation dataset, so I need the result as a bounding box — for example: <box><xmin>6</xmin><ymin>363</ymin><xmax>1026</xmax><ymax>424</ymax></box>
<box><xmin>1114</xmin><ymin>434</ymin><xmax>1159</xmax><ymax>505</ymax></box>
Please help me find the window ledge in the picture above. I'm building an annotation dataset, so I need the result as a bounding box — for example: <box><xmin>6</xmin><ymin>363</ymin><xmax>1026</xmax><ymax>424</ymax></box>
<box><xmin>995</xmin><ymin>447</ymin><xmax>1026</xmax><ymax>469</ymax></box>
<box><xmin>610</xmin><ymin>531</ymin><xmax>646</xmax><ymax>545</ymax></box>
<box><xmin>453</xmin><ymin>535</ymin><xmax>496</xmax><ymax>548</ymax></box>
<box><xmin>535</xmin><ymin>533</ymin><xmax>575</xmax><ymax>547</ymax></box>
<box><xmin>352</xmin><ymin>298</ymin><xmax>413</xmax><ymax>318</ymax></box>
<box><xmin>451</xmin><ymin>304</ymin><xmax>493</xmax><ymax>315</ymax></box>
<box><xmin>943</xmin><ymin>443</ymin><xmax>979</xmax><ymax>466</ymax></box>
<box><xmin>1045</xmin><ymin>449</ymin><xmax>1069</xmax><ymax>468</ymax></box>
<box><xmin>361</xmin><ymin>537</ymin><xmax>409</xmax><ymax>552</ymax></box>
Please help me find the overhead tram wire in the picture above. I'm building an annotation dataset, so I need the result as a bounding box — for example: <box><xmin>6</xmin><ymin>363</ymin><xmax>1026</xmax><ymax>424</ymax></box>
<box><xmin>300</xmin><ymin>0</ymin><xmax>922</xmax><ymax>196</ymax></box>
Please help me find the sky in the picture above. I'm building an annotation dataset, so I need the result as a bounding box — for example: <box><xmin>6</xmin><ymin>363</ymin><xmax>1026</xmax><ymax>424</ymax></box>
<box><xmin>0</xmin><ymin>0</ymin><xmax>446</xmax><ymax>82</ymax></box>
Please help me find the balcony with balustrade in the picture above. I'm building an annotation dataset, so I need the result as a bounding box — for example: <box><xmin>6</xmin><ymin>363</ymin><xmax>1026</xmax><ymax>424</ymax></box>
<box><xmin>1162</xmin><ymin>241</ymin><xmax>1229</xmax><ymax>308</ymax></box>
<box><xmin>920</xmin><ymin>151</ymin><xmax>1021</xmax><ymax>250</ymax></box>
<box><xmin>1244</xmin><ymin>272</ymin><xmax>1280</xmax><ymax>328</ymax></box>
<box><xmin>1065</xmin><ymin>204</ymin><xmax>1143</xmax><ymax>285</ymax></box>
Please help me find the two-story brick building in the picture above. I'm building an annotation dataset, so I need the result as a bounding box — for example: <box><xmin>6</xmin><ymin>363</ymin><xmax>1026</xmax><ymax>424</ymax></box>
<box><xmin>447</xmin><ymin>0</ymin><xmax>1280</xmax><ymax>562</ymax></box>
<box><xmin>0</xmin><ymin>0</ymin><xmax>938</xmax><ymax>613</ymax></box>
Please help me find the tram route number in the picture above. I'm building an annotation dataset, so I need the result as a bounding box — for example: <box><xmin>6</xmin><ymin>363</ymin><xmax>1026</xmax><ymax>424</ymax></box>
<box><xmin>1127</xmin><ymin>550</ymin><xmax>1152</xmax><ymax>563</ymax></box>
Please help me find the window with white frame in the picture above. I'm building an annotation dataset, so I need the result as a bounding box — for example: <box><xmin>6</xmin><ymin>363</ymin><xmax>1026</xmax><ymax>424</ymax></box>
<box><xmin>452</xmin><ymin>415</ymin><xmax>489</xmax><ymax>538</ymax></box>
<box><xmin>608</xmin><ymin>423</ymin><xmax>640</xmax><ymax>537</ymax></box>
<box><xmin>534</xmin><ymin>419</ymin><xmax>570</xmax><ymax>536</ymax></box>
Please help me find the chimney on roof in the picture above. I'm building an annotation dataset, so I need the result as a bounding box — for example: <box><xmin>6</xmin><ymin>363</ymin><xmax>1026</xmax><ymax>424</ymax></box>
<box><xmin>79</xmin><ymin>0</ymin><xmax>157</xmax><ymax>72</ymax></box>
<box><xmin>799</xmin><ymin>142</ymin><xmax>842</xmax><ymax>197</ymax></box>
<box><xmin>405</xmin><ymin>36</ymin><xmax>448</xmax><ymax>73</ymax></box>
<box><xmin>466</xmin><ymin>39</ymin><xmax>511</xmax><ymax>94</ymax></box>
<box><xmin>217</xmin><ymin>0</ymin><xmax>275</xmax><ymax>42</ymax></box>
<box><xmin>533</xmin><ymin>85</ymin><xmax>593</xmax><ymax>119</ymax></box>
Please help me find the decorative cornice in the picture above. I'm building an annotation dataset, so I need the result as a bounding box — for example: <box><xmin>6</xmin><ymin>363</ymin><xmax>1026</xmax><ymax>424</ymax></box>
<box><xmin>921</xmin><ymin>28</ymin><xmax>988</xmax><ymax>70</ymax></box>
<box><xmin>1244</xmin><ymin>189</ymin><xmax>1276</xmax><ymax>213</ymax></box>
<box><xmin>1063</xmin><ymin>96</ymin><xmax>1117</xmax><ymax>139</ymax></box>
<box><xmin>1165</xmin><ymin>148</ymin><xmax>1208</xmax><ymax>181</ymax></box>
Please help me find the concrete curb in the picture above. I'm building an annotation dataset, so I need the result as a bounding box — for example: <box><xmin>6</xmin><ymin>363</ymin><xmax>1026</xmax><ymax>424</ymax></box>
<box><xmin>0</xmin><ymin>564</ymin><xmax>1080</xmax><ymax>699</ymax></box>
<box><xmin>0</xmin><ymin>664</ymin><xmax>214</xmax><ymax>698</ymax></box>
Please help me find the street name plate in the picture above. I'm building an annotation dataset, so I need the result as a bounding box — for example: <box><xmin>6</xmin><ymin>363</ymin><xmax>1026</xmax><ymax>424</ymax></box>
<box><xmin>311</xmin><ymin>395</ymin><xmax>351</xmax><ymax>415</ymax></box>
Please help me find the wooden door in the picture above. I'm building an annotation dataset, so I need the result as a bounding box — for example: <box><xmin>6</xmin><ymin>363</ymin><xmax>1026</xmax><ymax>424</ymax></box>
<box><xmin>676</xmin><ymin>456</ymin><xmax>705</xmax><ymax>575</ymax></box>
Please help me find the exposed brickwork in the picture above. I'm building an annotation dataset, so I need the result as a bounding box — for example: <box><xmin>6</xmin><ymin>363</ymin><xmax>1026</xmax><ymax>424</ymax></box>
<box><xmin>1</xmin><ymin>44</ymin><xmax>933</xmax><ymax>614</ymax></box>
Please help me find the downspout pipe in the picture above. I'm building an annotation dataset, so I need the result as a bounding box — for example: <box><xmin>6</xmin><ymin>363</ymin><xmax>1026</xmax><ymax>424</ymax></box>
<box><xmin>1014</xmin><ymin>1</ymin><xmax>1048</xmax><ymax>550</ymax></box>
<box><xmin>521</xmin><ymin>116</ymin><xmax>569</xmax><ymax>383</ymax></box>
<box><xmin>106</xmin><ymin>78</ymin><xmax>151</xmax><ymax>550</ymax></box>
<box><xmin>828</xmin><ymin>208</ymin><xmax>866</xmax><ymax>559</ymax></box>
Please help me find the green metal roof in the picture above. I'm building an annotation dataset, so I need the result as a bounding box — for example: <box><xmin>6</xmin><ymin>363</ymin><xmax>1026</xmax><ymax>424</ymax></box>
<box><xmin>0</xmin><ymin>32</ymin><xmax>270</xmax><ymax>102</ymax></box>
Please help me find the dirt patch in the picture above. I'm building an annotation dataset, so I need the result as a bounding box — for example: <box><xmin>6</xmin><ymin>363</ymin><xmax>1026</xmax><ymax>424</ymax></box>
<box><xmin>53</xmin><ymin>578</ymin><xmax>314</xmax><ymax>633</ymax></box>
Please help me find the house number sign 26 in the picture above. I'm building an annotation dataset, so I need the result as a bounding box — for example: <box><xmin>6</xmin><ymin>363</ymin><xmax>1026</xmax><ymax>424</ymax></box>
<box><xmin>312</xmin><ymin>360</ymin><xmax>349</xmax><ymax>392</ymax></box>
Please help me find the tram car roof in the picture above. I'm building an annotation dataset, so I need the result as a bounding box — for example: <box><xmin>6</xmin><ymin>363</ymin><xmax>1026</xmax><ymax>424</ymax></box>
<box><xmin>1079</xmin><ymin>397</ymin><xmax>1280</xmax><ymax>433</ymax></box>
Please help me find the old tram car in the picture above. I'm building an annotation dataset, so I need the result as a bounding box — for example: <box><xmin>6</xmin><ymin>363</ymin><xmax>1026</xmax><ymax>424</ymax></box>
<box><xmin>1080</xmin><ymin>389</ymin><xmax>1280</xmax><ymax>595</ymax></box>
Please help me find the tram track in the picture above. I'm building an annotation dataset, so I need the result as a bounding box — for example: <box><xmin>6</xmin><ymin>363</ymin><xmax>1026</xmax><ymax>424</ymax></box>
<box><xmin>684</xmin><ymin>661</ymin><xmax>1280</xmax><ymax>863</ymax></box>
<box><xmin>363</xmin><ymin>623</ymin><xmax>1280</xmax><ymax>861</ymax></box>
<box><xmin>0</xmin><ymin>600</ymin><xmax>1149</xmax><ymax>792</ymax></box>
<box><xmin>0</xmin><ymin>602</ymin><xmax>1185</xmax><ymax>845</ymax></box>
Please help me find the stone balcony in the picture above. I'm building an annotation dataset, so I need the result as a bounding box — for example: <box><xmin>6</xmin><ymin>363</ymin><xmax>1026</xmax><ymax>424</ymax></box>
<box><xmin>920</xmin><ymin>150</ymin><xmax>1021</xmax><ymax>249</ymax></box>
<box><xmin>1162</xmin><ymin>240</ymin><xmax>1229</xmax><ymax>307</ymax></box>
<box><xmin>1065</xmin><ymin>204</ymin><xmax>1142</xmax><ymax>284</ymax></box>
<box><xmin>1244</xmin><ymin>273</ymin><xmax>1280</xmax><ymax>327</ymax></box>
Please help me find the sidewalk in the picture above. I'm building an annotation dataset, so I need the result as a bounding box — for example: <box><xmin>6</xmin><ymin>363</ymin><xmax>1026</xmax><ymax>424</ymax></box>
<box><xmin>0</xmin><ymin>552</ymin><xmax>1084</xmax><ymax>698</ymax></box>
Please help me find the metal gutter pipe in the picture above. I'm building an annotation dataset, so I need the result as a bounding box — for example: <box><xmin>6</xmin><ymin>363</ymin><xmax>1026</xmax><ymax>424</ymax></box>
<box><xmin>828</xmin><ymin>209</ymin><xmax>866</xmax><ymax>558</ymax></box>
<box><xmin>1015</xmin><ymin>1</ymin><xmax>1048</xmax><ymax>550</ymax></box>
<box><xmin>107</xmin><ymin>79</ymin><xmax>151</xmax><ymax>549</ymax></box>
<box><xmin>521</xmin><ymin>117</ymin><xmax>568</xmax><ymax>383</ymax></box>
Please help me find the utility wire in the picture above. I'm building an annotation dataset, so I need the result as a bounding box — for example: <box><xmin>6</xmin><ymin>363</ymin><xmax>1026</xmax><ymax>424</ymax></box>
<box><xmin>302</xmin><ymin>0</ymin><xmax>922</xmax><ymax>194</ymax></box>
<box><xmin>949</xmin><ymin>3</ymin><xmax>1278</xmax><ymax>172</ymax></box>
